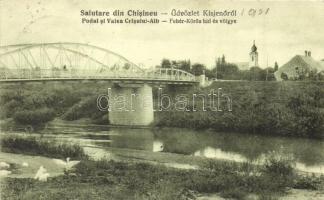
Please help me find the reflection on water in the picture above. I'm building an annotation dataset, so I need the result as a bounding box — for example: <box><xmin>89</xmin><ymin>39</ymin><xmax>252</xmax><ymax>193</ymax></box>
<box><xmin>153</xmin><ymin>141</ymin><xmax>164</xmax><ymax>152</ymax></box>
<box><xmin>194</xmin><ymin>147</ymin><xmax>247</xmax><ymax>163</ymax></box>
<box><xmin>3</xmin><ymin>125</ymin><xmax>324</xmax><ymax>174</ymax></box>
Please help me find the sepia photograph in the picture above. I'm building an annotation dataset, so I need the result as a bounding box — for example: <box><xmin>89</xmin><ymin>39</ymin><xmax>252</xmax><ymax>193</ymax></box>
<box><xmin>0</xmin><ymin>0</ymin><xmax>324</xmax><ymax>199</ymax></box>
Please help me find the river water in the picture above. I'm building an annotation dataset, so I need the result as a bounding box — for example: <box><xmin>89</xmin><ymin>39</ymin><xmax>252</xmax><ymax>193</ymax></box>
<box><xmin>2</xmin><ymin>123</ymin><xmax>324</xmax><ymax>175</ymax></box>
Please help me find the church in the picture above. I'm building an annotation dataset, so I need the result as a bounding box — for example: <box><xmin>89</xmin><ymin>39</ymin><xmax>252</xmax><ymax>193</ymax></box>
<box><xmin>234</xmin><ymin>41</ymin><xmax>259</xmax><ymax>70</ymax></box>
<box><xmin>249</xmin><ymin>41</ymin><xmax>259</xmax><ymax>68</ymax></box>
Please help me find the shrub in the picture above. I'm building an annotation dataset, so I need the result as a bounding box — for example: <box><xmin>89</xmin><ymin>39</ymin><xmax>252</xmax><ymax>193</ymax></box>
<box><xmin>12</xmin><ymin>108</ymin><xmax>55</xmax><ymax>125</ymax></box>
<box><xmin>221</xmin><ymin>187</ymin><xmax>247</xmax><ymax>199</ymax></box>
<box><xmin>61</xmin><ymin>96</ymin><xmax>108</xmax><ymax>124</ymax></box>
<box><xmin>260</xmin><ymin>153</ymin><xmax>295</xmax><ymax>191</ymax></box>
<box><xmin>293</xmin><ymin>176</ymin><xmax>323</xmax><ymax>190</ymax></box>
<box><xmin>0</xmin><ymin>136</ymin><xmax>87</xmax><ymax>160</ymax></box>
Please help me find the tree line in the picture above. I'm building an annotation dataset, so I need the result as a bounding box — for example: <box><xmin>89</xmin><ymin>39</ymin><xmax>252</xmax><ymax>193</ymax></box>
<box><xmin>156</xmin><ymin>57</ymin><xmax>279</xmax><ymax>81</ymax></box>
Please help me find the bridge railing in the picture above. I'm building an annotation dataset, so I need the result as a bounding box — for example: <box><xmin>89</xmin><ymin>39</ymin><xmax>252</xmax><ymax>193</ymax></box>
<box><xmin>145</xmin><ymin>68</ymin><xmax>196</xmax><ymax>81</ymax></box>
<box><xmin>0</xmin><ymin>43</ymin><xmax>197</xmax><ymax>82</ymax></box>
<box><xmin>0</xmin><ymin>68</ymin><xmax>196</xmax><ymax>82</ymax></box>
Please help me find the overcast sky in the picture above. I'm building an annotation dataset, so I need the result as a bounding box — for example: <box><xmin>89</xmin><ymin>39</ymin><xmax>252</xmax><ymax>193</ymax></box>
<box><xmin>1</xmin><ymin>0</ymin><xmax>324</xmax><ymax>69</ymax></box>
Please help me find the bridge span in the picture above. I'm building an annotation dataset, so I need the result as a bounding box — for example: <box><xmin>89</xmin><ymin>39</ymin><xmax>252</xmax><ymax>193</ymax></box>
<box><xmin>0</xmin><ymin>43</ymin><xmax>200</xmax><ymax>126</ymax></box>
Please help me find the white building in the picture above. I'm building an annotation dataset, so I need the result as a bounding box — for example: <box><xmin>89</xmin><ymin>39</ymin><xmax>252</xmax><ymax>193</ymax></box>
<box><xmin>233</xmin><ymin>41</ymin><xmax>259</xmax><ymax>70</ymax></box>
<box><xmin>249</xmin><ymin>40</ymin><xmax>259</xmax><ymax>68</ymax></box>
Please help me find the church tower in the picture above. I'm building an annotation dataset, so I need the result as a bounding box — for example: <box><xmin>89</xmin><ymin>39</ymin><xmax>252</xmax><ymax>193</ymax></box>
<box><xmin>249</xmin><ymin>40</ymin><xmax>259</xmax><ymax>68</ymax></box>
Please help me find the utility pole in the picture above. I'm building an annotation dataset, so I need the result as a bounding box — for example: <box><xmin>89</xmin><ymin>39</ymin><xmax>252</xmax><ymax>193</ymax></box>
<box><xmin>266</xmin><ymin>55</ymin><xmax>269</xmax><ymax>81</ymax></box>
<box><xmin>215</xmin><ymin>57</ymin><xmax>218</xmax><ymax>81</ymax></box>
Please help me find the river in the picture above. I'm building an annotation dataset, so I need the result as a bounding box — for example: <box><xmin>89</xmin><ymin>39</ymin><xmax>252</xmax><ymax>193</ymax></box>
<box><xmin>1</xmin><ymin>123</ymin><xmax>324</xmax><ymax>175</ymax></box>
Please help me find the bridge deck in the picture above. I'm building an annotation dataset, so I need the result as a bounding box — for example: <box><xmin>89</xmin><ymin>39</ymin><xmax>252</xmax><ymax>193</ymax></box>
<box><xmin>0</xmin><ymin>77</ymin><xmax>199</xmax><ymax>85</ymax></box>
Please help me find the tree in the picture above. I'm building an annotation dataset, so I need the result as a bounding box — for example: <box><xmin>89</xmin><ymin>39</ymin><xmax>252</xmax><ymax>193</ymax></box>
<box><xmin>274</xmin><ymin>62</ymin><xmax>279</xmax><ymax>72</ymax></box>
<box><xmin>160</xmin><ymin>59</ymin><xmax>191</xmax><ymax>72</ymax></box>
<box><xmin>214</xmin><ymin>61</ymin><xmax>239</xmax><ymax>80</ymax></box>
<box><xmin>249</xmin><ymin>66</ymin><xmax>267</xmax><ymax>81</ymax></box>
<box><xmin>318</xmin><ymin>72</ymin><xmax>324</xmax><ymax>81</ymax></box>
<box><xmin>178</xmin><ymin>60</ymin><xmax>191</xmax><ymax>72</ymax></box>
<box><xmin>221</xmin><ymin>55</ymin><xmax>226</xmax><ymax>64</ymax></box>
<box><xmin>161</xmin><ymin>59</ymin><xmax>172</xmax><ymax>68</ymax></box>
<box><xmin>265</xmin><ymin>67</ymin><xmax>276</xmax><ymax>81</ymax></box>
<box><xmin>205</xmin><ymin>68</ymin><xmax>216</xmax><ymax>79</ymax></box>
<box><xmin>308</xmin><ymin>69</ymin><xmax>318</xmax><ymax>81</ymax></box>
<box><xmin>281</xmin><ymin>72</ymin><xmax>288</xmax><ymax>81</ymax></box>
<box><xmin>191</xmin><ymin>63</ymin><xmax>205</xmax><ymax>76</ymax></box>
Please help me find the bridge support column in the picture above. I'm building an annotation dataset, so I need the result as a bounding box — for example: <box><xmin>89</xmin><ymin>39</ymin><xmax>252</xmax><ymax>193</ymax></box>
<box><xmin>109</xmin><ymin>83</ymin><xmax>154</xmax><ymax>126</ymax></box>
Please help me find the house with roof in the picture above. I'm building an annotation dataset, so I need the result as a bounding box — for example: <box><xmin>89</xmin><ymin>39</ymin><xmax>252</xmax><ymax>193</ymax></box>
<box><xmin>320</xmin><ymin>59</ymin><xmax>324</xmax><ymax>69</ymax></box>
<box><xmin>274</xmin><ymin>51</ymin><xmax>324</xmax><ymax>81</ymax></box>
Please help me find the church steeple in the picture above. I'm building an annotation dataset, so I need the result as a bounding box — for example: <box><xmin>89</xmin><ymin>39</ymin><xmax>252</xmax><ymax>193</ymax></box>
<box><xmin>249</xmin><ymin>40</ymin><xmax>259</xmax><ymax>68</ymax></box>
<box><xmin>251</xmin><ymin>40</ymin><xmax>257</xmax><ymax>52</ymax></box>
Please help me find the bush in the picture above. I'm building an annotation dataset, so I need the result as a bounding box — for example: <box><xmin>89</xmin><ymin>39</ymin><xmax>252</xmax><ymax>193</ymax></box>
<box><xmin>12</xmin><ymin>108</ymin><xmax>55</xmax><ymax>125</ymax></box>
<box><xmin>154</xmin><ymin>82</ymin><xmax>324</xmax><ymax>139</ymax></box>
<box><xmin>61</xmin><ymin>96</ymin><xmax>108</xmax><ymax>124</ymax></box>
<box><xmin>293</xmin><ymin>176</ymin><xmax>324</xmax><ymax>190</ymax></box>
<box><xmin>221</xmin><ymin>187</ymin><xmax>247</xmax><ymax>199</ymax></box>
<box><xmin>2</xmin><ymin>158</ymin><xmax>324</xmax><ymax>200</ymax></box>
<box><xmin>0</xmin><ymin>136</ymin><xmax>88</xmax><ymax>160</ymax></box>
<box><xmin>260</xmin><ymin>153</ymin><xmax>295</xmax><ymax>191</ymax></box>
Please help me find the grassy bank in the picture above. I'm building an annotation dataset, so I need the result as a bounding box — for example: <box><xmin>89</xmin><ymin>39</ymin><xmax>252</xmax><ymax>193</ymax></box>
<box><xmin>155</xmin><ymin>81</ymin><xmax>324</xmax><ymax>138</ymax></box>
<box><xmin>0</xmin><ymin>82</ymin><xmax>109</xmax><ymax>127</ymax></box>
<box><xmin>1</xmin><ymin>136</ymin><xmax>323</xmax><ymax>199</ymax></box>
<box><xmin>2</xmin><ymin>156</ymin><xmax>324</xmax><ymax>200</ymax></box>
<box><xmin>1</xmin><ymin>81</ymin><xmax>324</xmax><ymax>138</ymax></box>
<box><xmin>0</xmin><ymin>135</ymin><xmax>88</xmax><ymax>160</ymax></box>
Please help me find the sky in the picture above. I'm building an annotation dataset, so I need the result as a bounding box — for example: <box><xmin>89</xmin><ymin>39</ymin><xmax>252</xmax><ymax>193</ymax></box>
<box><xmin>0</xmin><ymin>0</ymin><xmax>324</xmax><ymax>69</ymax></box>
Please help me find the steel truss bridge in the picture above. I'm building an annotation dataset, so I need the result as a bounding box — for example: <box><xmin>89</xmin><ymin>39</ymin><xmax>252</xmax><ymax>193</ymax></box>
<box><xmin>0</xmin><ymin>43</ymin><xmax>197</xmax><ymax>84</ymax></box>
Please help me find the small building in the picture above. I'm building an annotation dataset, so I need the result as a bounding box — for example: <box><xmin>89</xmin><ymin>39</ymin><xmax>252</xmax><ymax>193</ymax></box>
<box><xmin>320</xmin><ymin>59</ymin><xmax>324</xmax><ymax>69</ymax></box>
<box><xmin>274</xmin><ymin>51</ymin><xmax>324</xmax><ymax>81</ymax></box>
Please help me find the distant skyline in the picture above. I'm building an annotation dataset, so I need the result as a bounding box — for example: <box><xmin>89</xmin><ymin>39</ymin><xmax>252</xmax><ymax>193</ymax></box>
<box><xmin>1</xmin><ymin>0</ymin><xmax>324</xmax><ymax>69</ymax></box>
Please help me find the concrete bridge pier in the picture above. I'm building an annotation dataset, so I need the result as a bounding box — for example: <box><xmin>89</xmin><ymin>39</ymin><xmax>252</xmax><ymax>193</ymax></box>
<box><xmin>109</xmin><ymin>83</ymin><xmax>154</xmax><ymax>126</ymax></box>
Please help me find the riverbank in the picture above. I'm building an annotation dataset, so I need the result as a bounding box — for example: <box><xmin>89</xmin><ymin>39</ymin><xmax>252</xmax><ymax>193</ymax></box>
<box><xmin>154</xmin><ymin>81</ymin><xmax>324</xmax><ymax>139</ymax></box>
<box><xmin>2</xmin><ymin>154</ymin><xmax>324</xmax><ymax>200</ymax></box>
<box><xmin>1</xmin><ymin>81</ymin><xmax>323</xmax><ymax>139</ymax></box>
<box><xmin>0</xmin><ymin>152</ymin><xmax>67</xmax><ymax>178</ymax></box>
<box><xmin>1</xmin><ymin>135</ymin><xmax>324</xmax><ymax>200</ymax></box>
<box><xmin>2</xmin><ymin>120</ymin><xmax>324</xmax><ymax>175</ymax></box>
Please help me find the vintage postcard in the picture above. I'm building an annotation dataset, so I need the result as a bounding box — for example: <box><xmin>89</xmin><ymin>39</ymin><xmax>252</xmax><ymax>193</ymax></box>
<box><xmin>0</xmin><ymin>0</ymin><xmax>324</xmax><ymax>199</ymax></box>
